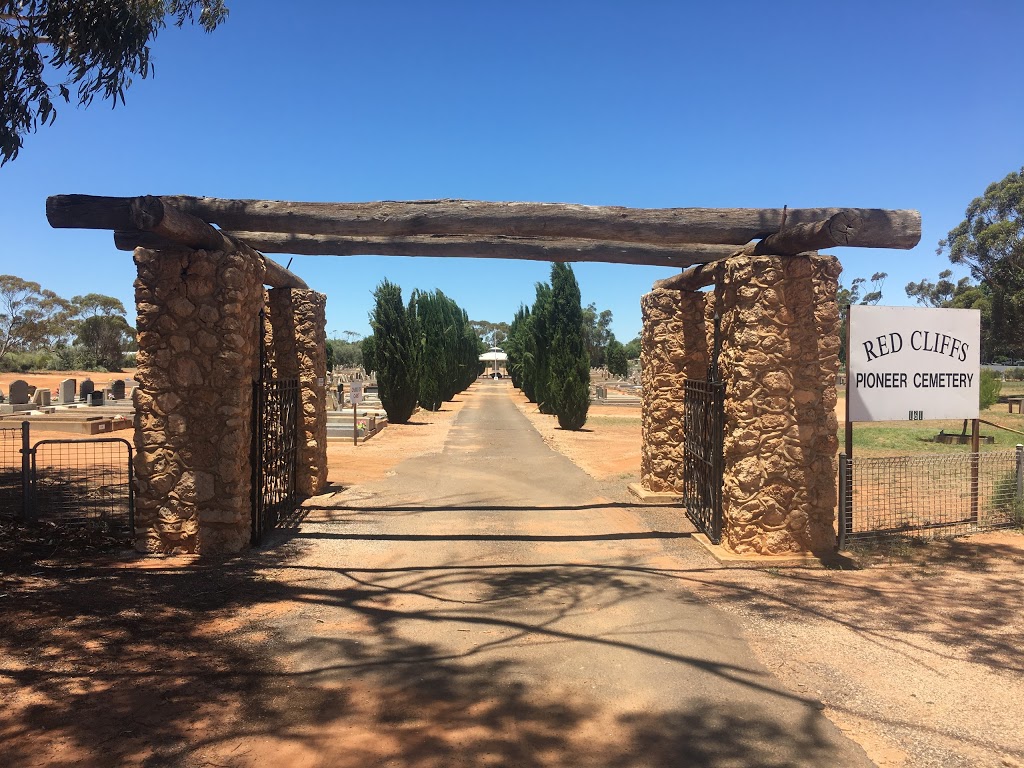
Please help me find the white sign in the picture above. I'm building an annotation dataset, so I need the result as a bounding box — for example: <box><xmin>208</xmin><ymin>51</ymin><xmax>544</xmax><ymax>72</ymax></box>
<box><xmin>349</xmin><ymin>379</ymin><xmax>363</xmax><ymax>406</ymax></box>
<box><xmin>848</xmin><ymin>305</ymin><xmax>980</xmax><ymax>422</ymax></box>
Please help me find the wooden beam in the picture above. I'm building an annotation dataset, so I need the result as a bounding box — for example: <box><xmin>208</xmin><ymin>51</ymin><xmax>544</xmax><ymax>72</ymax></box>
<box><xmin>652</xmin><ymin>250</ymin><xmax>822</xmax><ymax>291</ymax></box>
<box><xmin>746</xmin><ymin>211</ymin><xmax>860</xmax><ymax>256</ymax></box>
<box><xmin>49</xmin><ymin>194</ymin><xmax>923</xmax><ymax>250</ymax></box>
<box><xmin>652</xmin><ymin>263</ymin><xmax>723</xmax><ymax>292</ymax></box>
<box><xmin>113</xmin><ymin>229</ymin><xmax>308</xmax><ymax>290</ymax></box>
<box><xmin>209</xmin><ymin>231</ymin><xmax>744</xmax><ymax>268</ymax></box>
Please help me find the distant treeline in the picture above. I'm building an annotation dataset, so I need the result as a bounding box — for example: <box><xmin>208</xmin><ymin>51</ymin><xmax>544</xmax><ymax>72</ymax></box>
<box><xmin>1</xmin><ymin>275</ymin><xmax>135</xmax><ymax>373</ymax></box>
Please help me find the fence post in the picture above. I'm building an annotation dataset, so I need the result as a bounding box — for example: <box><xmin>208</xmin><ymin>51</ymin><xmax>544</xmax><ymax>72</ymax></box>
<box><xmin>20</xmin><ymin>421</ymin><xmax>33</xmax><ymax>521</ymax></box>
<box><xmin>1016</xmin><ymin>444</ymin><xmax>1023</xmax><ymax>502</ymax></box>
<box><xmin>837</xmin><ymin>453</ymin><xmax>848</xmax><ymax>551</ymax></box>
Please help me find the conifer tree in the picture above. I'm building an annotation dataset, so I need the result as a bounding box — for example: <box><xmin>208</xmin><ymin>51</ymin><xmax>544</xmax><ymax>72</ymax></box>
<box><xmin>361</xmin><ymin>334</ymin><xmax>376</xmax><ymax>374</ymax></box>
<box><xmin>414</xmin><ymin>290</ymin><xmax>446</xmax><ymax>411</ymax></box>
<box><xmin>606</xmin><ymin>336</ymin><xmax>628</xmax><ymax>377</ymax></box>
<box><xmin>505</xmin><ymin>305</ymin><xmax>530</xmax><ymax>391</ymax></box>
<box><xmin>549</xmin><ymin>263</ymin><xmax>590</xmax><ymax>430</ymax></box>
<box><xmin>370</xmin><ymin>280</ymin><xmax>419</xmax><ymax>424</ymax></box>
<box><xmin>530</xmin><ymin>282</ymin><xmax>555</xmax><ymax>413</ymax></box>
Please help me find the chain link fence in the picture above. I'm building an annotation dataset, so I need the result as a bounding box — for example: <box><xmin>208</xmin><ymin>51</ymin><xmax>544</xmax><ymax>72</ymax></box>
<box><xmin>839</xmin><ymin>447</ymin><xmax>1024</xmax><ymax>543</ymax></box>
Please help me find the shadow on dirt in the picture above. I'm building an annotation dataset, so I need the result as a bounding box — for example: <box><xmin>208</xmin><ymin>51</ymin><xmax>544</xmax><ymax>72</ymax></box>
<box><xmin>0</xmin><ymin>540</ymin><xmax>862</xmax><ymax>768</ymax></box>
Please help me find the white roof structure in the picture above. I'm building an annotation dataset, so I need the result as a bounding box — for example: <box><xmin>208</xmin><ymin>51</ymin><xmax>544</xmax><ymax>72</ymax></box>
<box><xmin>479</xmin><ymin>347</ymin><xmax>508</xmax><ymax>362</ymax></box>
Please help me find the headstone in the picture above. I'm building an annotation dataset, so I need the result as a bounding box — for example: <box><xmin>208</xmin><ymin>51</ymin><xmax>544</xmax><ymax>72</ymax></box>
<box><xmin>89</xmin><ymin>391</ymin><xmax>104</xmax><ymax>407</ymax></box>
<box><xmin>59</xmin><ymin>379</ymin><xmax>76</xmax><ymax>404</ymax></box>
<box><xmin>8</xmin><ymin>380</ymin><xmax>29</xmax><ymax>405</ymax></box>
<box><xmin>25</xmin><ymin>384</ymin><xmax>36</xmax><ymax>397</ymax></box>
<box><xmin>79</xmin><ymin>379</ymin><xmax>94</xmax><ymax>402</ymax></box>
<box><xmin>109</xmin><ymin>379</ymin><xmax>126</xmax><ymax>400</ymax></box>
<box><xmin>32</xmin><ymin>388</ymin><xmax>51</xmax><ymax>407</ymax></box>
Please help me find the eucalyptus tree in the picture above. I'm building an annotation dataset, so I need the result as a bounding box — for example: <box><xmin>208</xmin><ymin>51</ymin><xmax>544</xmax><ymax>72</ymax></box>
<box><xmin>1</xmin><ymin>0</ymin><xmax>229</xmax><ymax>164</ymax></box>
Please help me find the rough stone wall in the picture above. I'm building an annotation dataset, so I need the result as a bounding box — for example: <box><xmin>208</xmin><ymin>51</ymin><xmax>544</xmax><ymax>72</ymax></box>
<box><xmin>715</xmin><ymin>254</ymin><xmax>841</xmax><ymax>555</ymax></box>
<box><xmin>133</xmin><ymin>247</ymin><xmax>264</xmax><ymax>554</ymax></box>
<box><xmin>640</xmin><ymin>290</ymin><xmax>684</xmax><ymax>492</ymax></box>
<box><xmin>640</xmin><ymin>289</ymin><xmax>712</xmax><ymax>493</ymax></box>
<box><xmin>266</xmin><ymin>288</ymin><xmax>328</xmax><ymax>496</ymax></box>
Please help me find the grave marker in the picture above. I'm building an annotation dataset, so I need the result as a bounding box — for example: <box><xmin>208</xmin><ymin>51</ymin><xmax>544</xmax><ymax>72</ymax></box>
<box><xmin>9</xmin><ymin>380</ymin><xmax>29</xmax><ymax>405</ymax></box>
<box><xmin>59</xmin><ymin>379</ymin><xmax>76</xmax><ymax>404</ymax></box>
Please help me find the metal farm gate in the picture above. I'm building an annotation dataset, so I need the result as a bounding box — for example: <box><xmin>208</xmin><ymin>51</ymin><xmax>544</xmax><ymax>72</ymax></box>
<box><xmin>0</xmin><ymin>422</ymin><xmax>134</xmax><ymax>528</ymax></box>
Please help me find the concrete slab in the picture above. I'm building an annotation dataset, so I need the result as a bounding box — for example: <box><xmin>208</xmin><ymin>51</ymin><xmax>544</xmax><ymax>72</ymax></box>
<box><xmin>627</xmin><ymin>483</ymin><xmax>682</xmax><ymax>504</ymax></box>
<box><xmin>691</xmin><ymin>532</ymin><xmax>859</xmax><ymax>569</ymax></box>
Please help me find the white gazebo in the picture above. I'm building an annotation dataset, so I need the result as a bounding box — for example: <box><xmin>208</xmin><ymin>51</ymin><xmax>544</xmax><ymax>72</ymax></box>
<box><xmin>479</xmin><ymin>346</ymin><xmax>508</xmax><ymax>377</ymax></box>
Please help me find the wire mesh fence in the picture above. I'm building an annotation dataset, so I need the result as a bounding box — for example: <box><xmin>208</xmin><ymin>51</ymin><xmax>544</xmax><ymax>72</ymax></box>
<box><xmin>840</xmin><ymin>449</ymin><xmax>1024</xmax><ymax>542</ymax></box>
<box><xmin>28</xmin><ymin>438</ymin><xmax>134</xmax><ymax>529</ymax></box>
<box><xmin>0</xmin><ymin>424</ymin><xmax>26</xmax><ymax>517</ymax></box>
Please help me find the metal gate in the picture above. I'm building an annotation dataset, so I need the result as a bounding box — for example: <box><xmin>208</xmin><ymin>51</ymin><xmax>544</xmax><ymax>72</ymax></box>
<box><xmin>0</xmin><ymin>422</ymin><xmax>134</xmax><ymax>528</ymax></box>
<box><xmin>251</xmin><ymin>377</ymin><xmax>299</xmax><ymax>545</ymax></box>
<box><xmin>251</xmin><ymin>325</ymin><xmax>300</xmax><ymax>545</ymax></box>
<box><xmin>682</xmin><ymin>374</ymin><xmax>726</xmax><ymax>543</ymax></box>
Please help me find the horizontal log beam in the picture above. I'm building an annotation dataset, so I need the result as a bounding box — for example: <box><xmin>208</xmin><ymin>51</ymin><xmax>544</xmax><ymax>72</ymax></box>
<box><xmin>652</xmin><ymin>263</ymin><xmax>721</xmax><ymax>292</ymax></box>
<box><xmin>212</xmin><ymin>231</ymin><xmax>744</xmax><ymax>268</ymax></box>
<box><xmin>113</xmin><ymin>229</ymin><xmax>307</xmax><ymax>290</ymax></box>
<box><xmin>653</xmin><ymin>250</ymin><xmax>821</xmax><ymax>291</ymax></box>
<box><xmin>48</xmin><ymin>194</ymin><xmax>922</xmax><ymax>250</ymax></box>
<box><xmin>747</xmin><ymin>211</ymin><xmax>859</xmax><ymax>256</ymax></box>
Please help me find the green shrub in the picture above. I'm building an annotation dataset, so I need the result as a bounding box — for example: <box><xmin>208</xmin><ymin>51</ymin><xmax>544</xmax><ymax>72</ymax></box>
<box><xmin>606</xmin><ymin>338</ymin><xmax>628</xmax><ymax>377</ymax></box>
<box><xmin>980</xmin><ymin>368</ymin><xmax>1002</xmax><ymax>410</ymax></box>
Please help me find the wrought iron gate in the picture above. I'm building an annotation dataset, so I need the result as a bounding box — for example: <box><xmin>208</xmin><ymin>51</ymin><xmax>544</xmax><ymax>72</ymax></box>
<box><xmin>682</xmin><ymin>374</ymin><xmax>725</xmax><ymax>543</ymax></box>
<box><xmin>251</xmin><ymin>376</ymin><xmax>299</xmax><ymax>545</ymax></box>
<box><xmin>682</xmin><ymin>315</ymin><xmax>726</xmax><ymax>544</ymax></box>
<box><xmin>251</xmin><ymin>318</ymin><xmax>300</xmax><ymax>545</ymax></box>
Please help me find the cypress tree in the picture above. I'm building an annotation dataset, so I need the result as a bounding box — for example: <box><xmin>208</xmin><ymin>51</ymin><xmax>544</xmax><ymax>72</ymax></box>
<box><xmin>414</xmin><ymin>290</ymin><xmax>446</xmax><ymax>411</ymax></box>
<box><xmin>506</xmin><ymin>305</ymin><xmax>530</xmax><ymax>391</ymax></box>
<box><xmin>370</xmin><ymin>280</ymin><xmax>420</xmax><ymax>424</ymax></box>
<box><xmin>530</xmin><ymin>282</ymin><xmax>555</xmax><ymax>413</ymax></box>
<box><xmin>549</xmin><ymin>262</ymin><xmax>590</xmax><ymax>430</ymax></box>
<box><xmin>361</xmin><ymin>334</ymin><xmax>376</xmax><ymax>374</ymax></box>
<box><xmin>606</xmin><ymin>337</ymin><xmax>628</xmax><ymax>377</ymax></box>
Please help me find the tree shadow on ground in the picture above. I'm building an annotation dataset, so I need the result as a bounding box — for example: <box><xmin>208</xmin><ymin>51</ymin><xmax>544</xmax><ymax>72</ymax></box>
<box><xmin>679</xmin><ymin>535</ymin><xmax>1024</xmax><ymax>674</ymax></box>
<box><xmin>0</xmin><ymin>542</ymin><xmax>867</xmax><ymax>768</ymax></box>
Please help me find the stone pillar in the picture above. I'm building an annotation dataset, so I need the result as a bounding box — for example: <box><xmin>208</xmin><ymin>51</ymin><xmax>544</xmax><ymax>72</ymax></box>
<box><xmin>266</xmin><ymin>288</ymin><xmax>328</xmax><ymax>496</ymax></box>
<box><xmin>132</xmin><ymin>247</ymin><xmax>265</xmax><ymax>554</ymax></box>
<box><xmin>716</xmin><ymin>254</ymin><xmax>841</xmax><ymax>555</ymax></box>
<box><xmin>640</xmin><ymin>290</ymin><xmax>684</xmax><ymax>493</ymax></box>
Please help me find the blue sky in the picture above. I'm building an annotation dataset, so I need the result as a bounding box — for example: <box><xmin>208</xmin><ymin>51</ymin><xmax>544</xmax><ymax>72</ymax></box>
<box><xmin>1</xmin><ymin>1</ymin><xmax>1022</xmax><ymax>343</ymax></box>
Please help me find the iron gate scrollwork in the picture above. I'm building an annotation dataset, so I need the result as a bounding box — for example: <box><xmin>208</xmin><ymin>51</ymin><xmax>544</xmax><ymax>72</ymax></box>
<box><xmin>682</xmin><ymin>375</ymin><xmax>725</xmax><ymax>543</ymax></box>
<box><xmin>252</xmin><ymin>312</ymin><xmax>300</xmax><ymax>546</ymax></box>
<box><xmin>682</xmin><ymin>314</ymin><xmax>725</xmax><ymax>544</ymax></box>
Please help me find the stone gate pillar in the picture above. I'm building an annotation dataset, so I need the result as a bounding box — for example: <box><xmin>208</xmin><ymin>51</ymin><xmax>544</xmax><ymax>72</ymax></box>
<box><xmin>266</xmin><ymin>288</ymin><xmax>328</xmax><ymax>496</ymax></box>
<box><xmin>132</xmin><ymin>247</ymin><xmax>265</xmax><ymax>554</ymax></box>
<box><xmin>639</xmin><ymin>289</ymin><xmax>686</xmax><ymax>495</ymax></box>
<box><xmin>638</xmin><ymin>289</ymin><xmax>711</xmax><ymax>495</ymax></box>
<box><xmin>715</xmin><ymin>254</ymin><xmax>841</xmax><ymax>555</ymax></box>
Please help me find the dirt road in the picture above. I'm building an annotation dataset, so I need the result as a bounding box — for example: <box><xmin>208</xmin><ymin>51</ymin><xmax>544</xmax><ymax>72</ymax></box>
<box><xmin>193</xmin><ymin>380</ymin><xmax>871</xmax><ymax>767</ymax></box>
